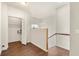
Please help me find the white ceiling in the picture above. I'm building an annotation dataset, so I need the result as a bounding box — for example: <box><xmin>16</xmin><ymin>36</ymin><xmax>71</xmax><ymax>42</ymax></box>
<box><xmin>29</xmin><ymin>2</ymin><xmax>69</xmax><ymax>19</ymax></box>
<box><xmin>6</xmin><ymin>2</ymin><xmax>69</xmax><ymax>9</ymax></box>
<box><xmin>6</xmin><ymin>2</ymin><xmax>69</xmax><ymax>19</ymax></box>
<box><xmin>6</xmin><ymin>2</ymin><xmax>29</xmax><ymax>11</ymax></box>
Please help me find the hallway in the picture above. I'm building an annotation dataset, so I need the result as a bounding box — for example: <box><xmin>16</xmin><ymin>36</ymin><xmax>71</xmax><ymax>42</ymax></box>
<box><xmin>0</xmin><ymin>2</ymin><xmax>70</xmax><ymax>56</ymax></box>
<box><xmin>1</xmin><ymin>41</ymin><xmax>69</xmax><ymax>56</ymax></box>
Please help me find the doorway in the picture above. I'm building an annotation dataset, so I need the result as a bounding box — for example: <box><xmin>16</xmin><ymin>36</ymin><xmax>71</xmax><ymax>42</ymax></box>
<box><xmin>8</xmin><ymin>16</ymin><xmax>22</xmax><ymax>44</ymax></box>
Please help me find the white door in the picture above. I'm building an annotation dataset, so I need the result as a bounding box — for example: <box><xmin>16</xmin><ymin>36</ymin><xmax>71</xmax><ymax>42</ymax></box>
<box><xmin>8</xmin><ymin>16</ymin><xmax>21</xmax><ymax>43</ymax></box>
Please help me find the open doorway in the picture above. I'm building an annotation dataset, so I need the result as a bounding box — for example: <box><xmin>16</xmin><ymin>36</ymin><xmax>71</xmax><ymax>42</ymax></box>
<box><xmin>8</xmin><ymin>16</ymin><xmax>22</xmax><ymax>44</ymax></box>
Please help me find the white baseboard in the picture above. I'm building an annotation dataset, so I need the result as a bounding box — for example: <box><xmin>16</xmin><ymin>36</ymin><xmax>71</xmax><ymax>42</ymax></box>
<box><xmin>56</xmin><ymin>45</ymin><xmax>70</xmax><ymax>51</ymax></box>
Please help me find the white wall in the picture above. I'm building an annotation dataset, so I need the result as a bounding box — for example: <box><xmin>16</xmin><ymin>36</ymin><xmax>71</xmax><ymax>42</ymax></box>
<box><xmin>57</xmin><ymin>4</ymin><xmax>70</xmax><ymax>34</ymax></box>
<box><xmin>8</xmin><ymin>27</ymin><xmax>21</xmax><ymax>42</ymax></box>
<box><xmin>40</xmin><ymin>18</ymin><xmax>56</xmax><ymax>48</ymax></box>
<box><xmin>57</xmin><ymin>35</ymin><xmax>70</xmax><ymax>50</ymax></box>
<box><xmin>70</xmin><ymin>2</ymin><xmax>79</xmax><ymax>56</ymax></box>
<box><xmin>29</xmin><ymin>2</ymin><xmax>56</xmax><ymax>19</ymax></box>
<box><xmin>48</xmin><ymin>35</ymin><xmax>56</xmax><ymax>48</ymax></box>
<box><xmin>56</xmin><ymin>4</ymin><xmax>70</xmax><ymax>50</ymax></box>
<box><xmin>1</xmin><ymin>3</ymin><xmax>8</xmax><ymax>50</ymax></box>
<box><xmin>0</xmin><ymin>2</ymin><xmax>1</xmax><ymax>54</ymax></box>
<box><xmin>30</xmin><ymin>2</ymin><xmax>57</xmax><ymax>48</ymax></box>
<box><xmin>40</xmin><ymin>16</ymin><xmax>56</xmax><ymax>37</ymax></box>
<box><xmin>8</xmin><ymin>5</ymin><xmax>25</xmax><ymax>18</ymax></box>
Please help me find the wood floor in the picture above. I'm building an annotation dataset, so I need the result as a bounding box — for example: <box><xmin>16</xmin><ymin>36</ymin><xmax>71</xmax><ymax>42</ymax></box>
<box><xmin>48</xmin><ymin>46</ymin><xmax>69</xmax><ymax>56</ymax></box>
<box><xmin>1</xmin><ymin>41</ymin><xmax>48</xmax><ymax>56</ymax></box>
<box><xmin>1</xmin><ymin>41</ymin><xmax>69</xmax><ymax>56</ymax></box>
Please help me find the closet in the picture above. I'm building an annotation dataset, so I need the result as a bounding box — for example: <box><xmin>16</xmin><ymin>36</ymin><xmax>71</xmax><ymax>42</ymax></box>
<box><xmin>8</xmin><ymin>16</ymin><xmax>22</xmax><ymax>43</ymax></box>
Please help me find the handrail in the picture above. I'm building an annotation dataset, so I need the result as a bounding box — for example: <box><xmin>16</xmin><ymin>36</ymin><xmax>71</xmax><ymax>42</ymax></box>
<box><xmin>48</xmin><ymin>33</ymin><xmax>70</xmax><ymax>39</ymax></box>
<box><xmin>56</xmin><ymin>33</ymin><xmax>70</xmax><ymax>36</ymax></box>
<box><xmin>48</xmin><ymin>33</ymin><xmax>56</xmax><ymax>39</ymax></box>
